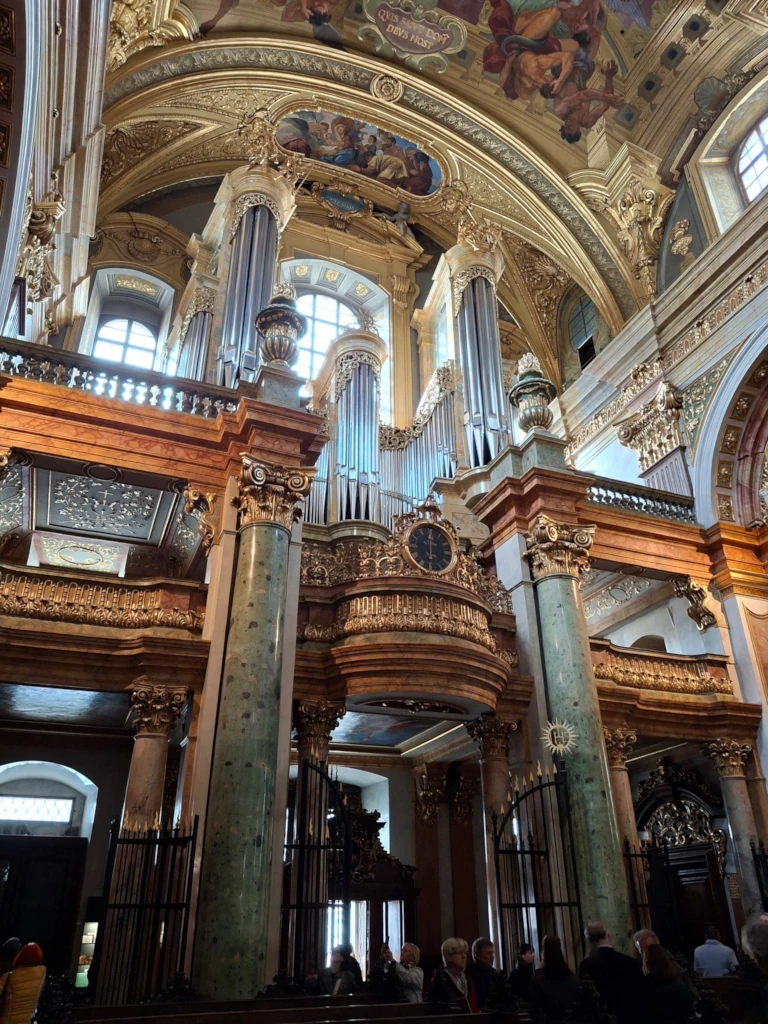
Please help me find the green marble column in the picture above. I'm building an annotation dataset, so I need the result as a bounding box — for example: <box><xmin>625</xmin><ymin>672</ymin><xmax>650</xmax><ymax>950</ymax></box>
<box><xmin>525</xmin><ymin>515</ymin><xmax>633</xmax><ymax>950</ymax></box>
<box><xmin>703</xmin><ymin>738</ymin><xmax>763</xmax><ymax>919</ymax></box>
<box><xmin>194</xmin><ymin>457</ymin><xmax>312</xmax><ymax>1000</ymax></box>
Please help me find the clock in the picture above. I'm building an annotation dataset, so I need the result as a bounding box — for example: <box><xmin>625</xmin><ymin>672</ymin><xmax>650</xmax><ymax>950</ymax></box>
<box><xmin>405</xmin><ymin>524</ymin><xmax>455</xmax><ymax>574</ymax></box>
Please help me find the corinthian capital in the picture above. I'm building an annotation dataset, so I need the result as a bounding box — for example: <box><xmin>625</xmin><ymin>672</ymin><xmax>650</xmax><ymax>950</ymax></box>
<box><xmin>605</xmin><ymin>178</ymin><xmax>674</xmax><ymax>303</ymax></box>
<box><xmin>129</xmin><ymin>681</ymin><xmax>189</xmax><ymax>737</ymax></box>
<box><xmin>603</xmin><ymin>726</ymin><xmax>637</xmax><ymax>769</ymax></box>
<box><xmin>465</xmin><ymin>714</ymin><xmax>517</xmax><ymax>759</ymax></box>
<box><xmin>236</xmin><ymin>456</ymin><xmax>313</xmax><ymax>532</ymax></box>
<box><xmin>523</xmin><ymin>515</ymin><xmax>595</xmax><ymax>580</ymax></box>
<box><xmin>294</xmin><ymin>700</ymin><xmax>346</xmax><ymax>761</ymax></box>
<box><xmin>702</xmin><ymin>738</ymin><xmax>752</xmax><ymax>778</ymax></box>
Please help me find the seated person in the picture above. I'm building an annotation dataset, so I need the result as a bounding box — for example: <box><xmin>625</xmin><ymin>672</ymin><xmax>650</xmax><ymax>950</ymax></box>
<box><xmin>304</xmin><ymin>947</ymin><xmax>357</xmax><ymax>996</ymax></box>
<box><xmin>693</xmin><ymin>926</ymin><xmax>738</xmax><ymax>977</ymax></box>
<box><xmin>466</xmin><ymin>937</ymin><xmax>500</xmax><ymax>1010</ymax></box>
<box><xmin>428</xmin><ymin>937</ymin><xmax>476</xmax><ymax>1013</ymax></box>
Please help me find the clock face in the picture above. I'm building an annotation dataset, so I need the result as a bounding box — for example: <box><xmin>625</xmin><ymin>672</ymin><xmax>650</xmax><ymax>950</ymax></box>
<box><xmin>407</xmin><ymin>525</ymin><xmax>454</xmax><ymax>573</ymax></box>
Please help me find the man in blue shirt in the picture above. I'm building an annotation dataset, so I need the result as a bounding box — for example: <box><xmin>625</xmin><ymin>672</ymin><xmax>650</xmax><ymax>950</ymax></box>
<box><xmin>693</xmin><ymin>926</ymin><xmax>739</xmax><ymax>977</ymax></box>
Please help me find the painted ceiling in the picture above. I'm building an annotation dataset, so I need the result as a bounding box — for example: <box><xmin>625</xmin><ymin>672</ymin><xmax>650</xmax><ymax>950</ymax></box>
<box><xmin>186</xmin><ymin>0</ymin><xmax>662</xmax><ymax>140</ymax></box>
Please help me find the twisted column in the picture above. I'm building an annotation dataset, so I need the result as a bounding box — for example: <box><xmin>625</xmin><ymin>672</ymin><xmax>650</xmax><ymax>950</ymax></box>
<box><xmin>525</xmin><ymin>514</ymin><xmax>632</xmax><ymax>947</ymax></box>
<box><xmin>194</xmin><ymin>458</ymin><xmax>312</xmax><ymax>999</ymax></box>
<box><xmin>122</xmin><ymin>680</ymin><xmax>188</xmax><ymax>829</ymax></box>
<box><xmin>703</xmin><ymin>738</ymin><xmax>762</xmax><ymax>918</ymax></box>
<box><xmin>603</xmin><ymin>727</ymin><xmax>640</xmax><ymax>850</ymax></box>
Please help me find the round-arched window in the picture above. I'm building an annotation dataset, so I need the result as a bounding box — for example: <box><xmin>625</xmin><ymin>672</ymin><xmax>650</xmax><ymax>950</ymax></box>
<box><xmin>295</xmin><ymin>293</ymin><xmax>357</xmax><ymax>380</ymax></box>
<box><xmin>569</xmin><ymin>295</ymin><xmax>597</xmax><ymax>369</ymax></box>
<box><xmin>93</xmin><ymin>318</ymin><xmax>158</xmax><ymax>370</ymax></box>
<box><xmin>738</xmin><ymin>116</ymin><xmax>768</xmax><ymax>202</ymax></box>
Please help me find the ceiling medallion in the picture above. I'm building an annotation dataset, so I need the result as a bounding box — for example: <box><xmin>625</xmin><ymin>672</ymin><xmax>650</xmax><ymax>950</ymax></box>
<box><xmin>370</xmin><ymin>73</ymin><xmax>403</xmax><ymax>103</ymax></box>
<box><xmin>542</xmin><ymin>719</ymin><xmax>578</xmax><ymax>756</ymax></box>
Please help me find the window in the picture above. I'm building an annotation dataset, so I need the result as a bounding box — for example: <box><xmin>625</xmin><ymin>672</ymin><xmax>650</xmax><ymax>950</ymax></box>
<box><xmin>569</xmin><ymin>295</ymin><xmax>597</xmax><ymax>370</ymax></box>
<box><xmin>0</xmin><ymin>796</ymin><xmax>73</xmax><ymax>823</ymax></box>
<box><xmin>295</xmin><ymin>294</ymin><xmax>357</xmax><ymax>380</ymax></box>
<box><xmin>93</xmin><ymin>318</ymin><xmax>158</xmax><ymax>370</ymax></box>
<box><xmin>739</xmin><ymin>116</ymin><xmax>768</xmax><ymax>202</ymax></box>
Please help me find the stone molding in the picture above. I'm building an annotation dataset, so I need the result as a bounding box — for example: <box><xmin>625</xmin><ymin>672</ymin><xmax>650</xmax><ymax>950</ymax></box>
<box><xmin>523</xmin><ymin>515</ymin><xmax>595</xmax><ymax>580</ymax></box>
<box><xmin>452</xmin><ymin>773</ymin><xmax>480</xmax><ymax>827</ymax></box>
<box><xmin>414</xmin><ymin>764</ymin><xmax>447</xmax><ymax>825</ymax></box>
<box><xmin>236</xmin><ymin>456</ymin><xmax>313</xmax><ymax>532</ymax></box>
<box><xmin>129</xmin><ymin>680</ymin><xmax>189</xmax><ymax>737</ymax></box>
<box><xmin>465</xmin><ymin>714</ymin><xmax>517</xmax><ymax>759</ymax></box>
<box><xmin>294</xmin><ymin>699</ymin><xmax>346</xmax><ymax>760</ymax></box>
<box><xmin>603</xmin><ymin>726</ymin><xmax>637</xmax><ymax>769</ymax></box>
<box><xmin>702</xmin><ymin>738</ymin><xmax>752</xmax><ymax>778</ymax></box>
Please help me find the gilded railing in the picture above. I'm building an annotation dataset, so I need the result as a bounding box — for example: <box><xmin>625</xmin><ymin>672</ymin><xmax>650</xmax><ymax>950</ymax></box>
<box><xmin>0</xmin><ymin>563</ymin><xmax>206</xmax><ymax>631</ymax></box>
<box><xmin>591</xmin><ymin>638</ymin><xmax>732</xmax><ymax>695</ymax></box>
<box><xmin>586</xmin><ymin>476</ymin><xmax>697</xmax><ymax>524</ymax></box>
<box><xmin>0</xmin><ymin>338</ymin><xmax>238</xmax><ymax>417</ymax></box>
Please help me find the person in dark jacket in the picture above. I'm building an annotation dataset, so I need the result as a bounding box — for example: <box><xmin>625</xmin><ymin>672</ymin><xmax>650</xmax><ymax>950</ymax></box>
<box><xmin>305</xmin><ymin>948</ymin><xmax>357</xmax><ymax>996</ymax></box>
<box><xmin>578</xmin><ymin>921</ymin><xmax>643</xmax><ymax>1024</ymax></box>
<box><xmin>465</xmin><ymin>937</ymin><xmax>499</xmax><ymax>1011</ymax></box>
<box><xmin>337</xmin><ymin>943</ymin><xmax>363</xmax><ymax>989</ymax></box>
<box><xmin>642</xmin><ymin>944</ymin><xmax>695</xmax><ymax>1024</ymax></box>
<box><xmin>428</xmin><ymin>937</ymin><xmax>476</xmax><ymax>1013</ymax></box>
<box><xmin>530</xmin><ymin>935</ymin><xmax>579</xmax><ymax>1024</ymax></box>
<box><xmin>509</xmin><ymin>943</ymin><xmax>535</xmax><ymax>1003</ymax></box>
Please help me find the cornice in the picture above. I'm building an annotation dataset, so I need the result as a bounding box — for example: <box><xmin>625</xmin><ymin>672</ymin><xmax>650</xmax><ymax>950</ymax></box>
<box><xmin>598</xmin><ymin>686</ymin><xmax>762</xmax><ymax>741</ymax></box>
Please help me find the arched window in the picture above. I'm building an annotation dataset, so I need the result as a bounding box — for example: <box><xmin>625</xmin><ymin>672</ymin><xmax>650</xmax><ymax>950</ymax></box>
<box><xmin>93</xmin><ymin>318</ymin><xmax>158</xmax><ymax>370</ymax></box>
<box><xmin>569</xmin><ymin>295</ymin><xmax>597</xmax><ymax>369</ymax></box>
<box><xmin>738</xmin><ymin>116</ymin><xmax>768</xmax><ymax>202</ymax></box>
<box><xmin>295</xmin><ymin>293</ymin><xmax>357</xmax><ymax>380</ymax></box>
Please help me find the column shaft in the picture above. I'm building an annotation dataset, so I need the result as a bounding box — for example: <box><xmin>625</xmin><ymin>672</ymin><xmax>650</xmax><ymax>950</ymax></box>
<box><xmin>604</xmin><ymin>728</ymin><xmax>640</xmax><ymax>849</ymax></box>
<box><xmin>123</xmin><ymin>682</ymin><xmax>188</xmax><ymax>828</ymax></box>
<box><xmin>194</xmin><ymin>460</ymin><xmax>311</xmax><ymax>999</ymax></box>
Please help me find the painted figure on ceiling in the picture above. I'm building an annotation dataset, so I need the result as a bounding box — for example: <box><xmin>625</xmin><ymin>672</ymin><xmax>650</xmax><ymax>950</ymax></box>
<box><xmin>482</xmin><ymin>0</ymin><xmax>622</xmax><ymax>141</ymax></box>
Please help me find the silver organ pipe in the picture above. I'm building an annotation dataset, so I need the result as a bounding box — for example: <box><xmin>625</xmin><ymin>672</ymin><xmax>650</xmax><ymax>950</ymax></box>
<box><xmin>379</xmin><ymin>361</ymin><xmax>457</xmax><ymax>524</ymax></box>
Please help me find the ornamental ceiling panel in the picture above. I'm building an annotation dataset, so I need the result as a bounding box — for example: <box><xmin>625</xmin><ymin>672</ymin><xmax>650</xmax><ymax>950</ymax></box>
<box><xmin>101</xmin><ymin>119</ymin><xmax>208</xmax><ymax>190</ymax></box>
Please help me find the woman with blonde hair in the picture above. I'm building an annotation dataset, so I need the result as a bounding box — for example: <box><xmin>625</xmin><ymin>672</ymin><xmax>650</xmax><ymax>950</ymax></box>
<box><xmin>428</xmin><ymin>937</ymin><xmax>477</xmax><ymax>1013</ymax></box>
<box><xmin>376</xmin><ymin>941</ymin><xmax>424</xmax><ymax>1003</ymax></box>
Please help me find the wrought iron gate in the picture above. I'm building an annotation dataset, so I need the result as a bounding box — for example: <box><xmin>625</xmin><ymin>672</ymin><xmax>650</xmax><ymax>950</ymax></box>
<box><xmin>492</xmin><ymin>762</ymin><xmax>584</xmax><ymax>968</ymax></box>
<box><xmin>281</xmin><ymin>759</ymin><xmax>351</xmax><ymax>981</ymax></box>
<box><xmin>88</xmin><ymin>818</ymin><xmax>198</xmax><ymax>1005</ymax></box>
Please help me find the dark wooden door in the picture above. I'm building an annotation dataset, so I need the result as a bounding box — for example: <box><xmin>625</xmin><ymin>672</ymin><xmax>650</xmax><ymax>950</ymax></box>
<box><xmin>649</xmin><ymin>844</ymin><xmax>731</xmax><ymax>959</ymax></box>
<box><xmin>0</xmin><ymin>835</ymin><xmax>87</xmax><ymax>974</ymax></box>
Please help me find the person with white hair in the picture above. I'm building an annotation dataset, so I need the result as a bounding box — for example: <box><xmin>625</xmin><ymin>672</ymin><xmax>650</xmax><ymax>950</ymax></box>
<box><xmin>428</xmin><ymin>937</ymin><xmax>476</xmax><ymax>1013</ymax></box>
<box><xmin>374</xmin><ymin>942</ymin><xmax>424</xmax><ymax>1003</ymax></box>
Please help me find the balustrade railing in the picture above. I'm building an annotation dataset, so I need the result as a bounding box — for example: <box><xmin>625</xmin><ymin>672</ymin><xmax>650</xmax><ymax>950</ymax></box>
<box><xmin>586</xmin><ymin>476</ymin><xmax>697</xmax><ymax>524</ymax></box>
<box><xmin>0</xmin><ymin>338</ymin><xmax>238</xmax><ymax>417</ymax></box>
<box><xmin>591</xmin><ymin>638</ymin><xmax>732</xmax><ymax>695</ymax></box>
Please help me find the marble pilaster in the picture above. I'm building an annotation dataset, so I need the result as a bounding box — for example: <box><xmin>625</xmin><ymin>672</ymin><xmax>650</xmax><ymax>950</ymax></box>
<box><xmin>193</xmin><ymin>458</ymin><xmax>312</xmax><ymax>1000</ymax></box>
<box><xmin>603</xmin><ymin>726</ymin><xmax>640</xmax><ymax>850</ymax></box>
<box><xmin>703</xmin><ymin>738</ymin><xmax>763</xmax><ymax>919</ymax></box>
<box><xmin>123</xmin><ymin>680</ymin><xmax>188</xmax><ymax>829</ymax></box>
<box><xmin>525</xmin><ymin>515</ymin><xmax>632</xmax><ymax>948</ymax></box>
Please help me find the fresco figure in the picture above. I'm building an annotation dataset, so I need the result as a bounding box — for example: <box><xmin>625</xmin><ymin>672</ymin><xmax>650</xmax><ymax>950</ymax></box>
<box><xmin>277</xmin><ymin>0</ymin><xmax>346</xmax><ymax>48</ymax></box>
<box><xmin>274</xmin><ymin>110</ymin><xmax>443</xmax><ymax>195</ymax></box>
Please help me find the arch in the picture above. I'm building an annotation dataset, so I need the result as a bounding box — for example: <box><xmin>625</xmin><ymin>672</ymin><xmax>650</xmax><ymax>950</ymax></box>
<box><xmin>631</xmin><ymin>635</ymin><xmax>668</xmax><ymax>653</ymax></box>
<box><xmin>0</xmin><ymin>761</ymin><xmax>99</xmax><ymax>840</ymax></box>
<box><xmin>691</xmin><ymin>328</ymin><xmax>768</xmax><ymax>527</ymax></box>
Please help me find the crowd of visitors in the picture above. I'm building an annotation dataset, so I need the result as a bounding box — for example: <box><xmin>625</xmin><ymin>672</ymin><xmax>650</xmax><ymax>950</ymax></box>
<box><xmin>306</xmin><ymin>917</ymin><xmax>767</xmax><ymax>1016</ymax></box>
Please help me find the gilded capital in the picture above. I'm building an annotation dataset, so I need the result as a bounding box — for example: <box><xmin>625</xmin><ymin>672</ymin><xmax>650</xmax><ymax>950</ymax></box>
<box><xmin>294</xmin><ymin>700</ymin><xmax>346</xmax><ymax>761</ymax></box>
<box><xmin>605</xmin><ymin>178</ymin><xmax>674</xmax><ymax>303</ymax></box>
<box><xmin>603</xmin><ymin>726</ymin><xmax>637</xmax><ymax>769</ymax></box>
<box><xmin>414</xmin><ymin>764</ymin><xmax>447</xmax><ymax>825</ymax></box>
<box><xmin>523</xmin><ymin>515</ymin><xmax>595</xmax><ymax>580</ymax></box>
<box><xmin>702</xmin><ymin>738</ymin><xmax>752</xmax><ymax>778</ymax></box>
<box><xmin>465</xmin><ymin>714</ymin><xmax>517</xmax><ymax>759</ymax></box>
<box><xmin>235</xmin><ymin>456</ymin><xmax>313</xmax><ymax>532</ymax></box>
<box><xmin>128</xmin><ymin>681</ymin><xmax>189</xmax><ymax>737</ymax></box>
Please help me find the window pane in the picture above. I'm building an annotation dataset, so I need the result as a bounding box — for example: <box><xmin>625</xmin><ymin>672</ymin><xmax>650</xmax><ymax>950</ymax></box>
<box><xmin>314</xmin><ymin>295</ymin><xmax>340</xmax><ymax>321</ymax></box>
<box><xmin>94</xmin><ymin>340</ymin><xmax>124</xmax><ymax>362</ymax></box>
<box><xmin>0</xmin><ymin>796</ymin><xmax>73</xmax><ymax>822</ymax></box>
<box><xmin>127</xmin><ymin>331</ymin><xmax>156</xmax><ymax>351</ymax></box>
<box><xmin>740</xmin><ymin>122</ymin><xmax>768</xmax><ymax>203</ymax></box>
<box><xmin>125</xmin><ymin>348</ymin><xmax>154</xmax><ymax>369</ymax></box>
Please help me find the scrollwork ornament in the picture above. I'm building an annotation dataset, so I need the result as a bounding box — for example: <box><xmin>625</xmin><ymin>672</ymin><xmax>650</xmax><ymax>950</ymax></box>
<box><xmin>702</xmin><ymin>738</ymin><xmax>752</xmax><ymax>778</ymax></box>
<box><xmin>523</xmin><ymin>515</ymin><xmax>595</xmax><ymax>580</ymax></box>
<box><xmin>183</xmin><ymin>486</ymin><xmax>222</xmax><ymax>551</ymax></box>
<box><xmin>236</xmin><ymin>456</ymin><xmax>313</xmax><ymax>532</ymax></box>
<box><xmin>129</xmin><ymin>682</ymin><xmax>189</xmax><ymax>737</ymax></box>
<box><xmin>335</xmin><ymin>350</ymin><xmax>381</xmax><ymax>397</ymax></box>
<box><xmin>230</xmin><ymin>193</ymin><xmax>282</xmax><ymax>241</ymax></box>
<box><xmin>178</xmin><ymin>286</ymin><xmax>216</xmax><ymax>349</ymax></box>
<box><xmin>672</xmin><ymin>576</ymin><xmax>717</xmax><ymax>633</ymax></box>
<box><xmin>370</xmin><ymin>73</ymin><xmax>403</xmax><ymax>102</ymax></box>
<box><xmin>452</xmin><ymin>266</ymin><xmax>497</xmax><ymax>317</ymax></box>
<box><xmin>452</xmin><ymin>774</ymin><xmax>479</xmax><ymax>827</ymax></box>
<box><xmin>414</xmin><ymin>765</ymin><xmax>447</xmax><ymax>825</ymax></box>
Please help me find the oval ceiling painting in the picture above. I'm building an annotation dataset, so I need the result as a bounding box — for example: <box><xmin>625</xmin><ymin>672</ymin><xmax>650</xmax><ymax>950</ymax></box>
<box><xmin>275</xmin><ymin>111</ymin><xmax>442</xmax><ymax>196</ymax></box>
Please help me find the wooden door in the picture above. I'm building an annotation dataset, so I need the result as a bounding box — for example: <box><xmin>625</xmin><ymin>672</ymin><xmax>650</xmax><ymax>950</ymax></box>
<box><xmin>0</xmin><ymin>835</ymin><xmax>87</xmax><ymax>974</ymax></box>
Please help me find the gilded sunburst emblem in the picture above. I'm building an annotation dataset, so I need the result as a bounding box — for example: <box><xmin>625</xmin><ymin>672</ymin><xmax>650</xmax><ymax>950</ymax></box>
<box><xmin>541</xmin><ymin>720</ymin><xmax>578</xmax><ymax>755</ymax></box>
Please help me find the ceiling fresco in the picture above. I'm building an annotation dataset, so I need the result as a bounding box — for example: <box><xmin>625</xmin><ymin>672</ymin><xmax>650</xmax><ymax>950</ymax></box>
<box><xmin>275</xmin><ymin>111</ymin><xmax>442</xmax><ymax>194</ymax></box>
<box><xmin>187</xmin><ymin>0</ymin><xmax>662</xmax><ymax>140</ymax></box>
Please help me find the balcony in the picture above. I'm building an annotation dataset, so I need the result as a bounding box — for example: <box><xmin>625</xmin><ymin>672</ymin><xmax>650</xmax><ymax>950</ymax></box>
<box><xmin>591</xmin><ymin>638</ymin><xmax>732</xmax><ymax>695</ymax></box>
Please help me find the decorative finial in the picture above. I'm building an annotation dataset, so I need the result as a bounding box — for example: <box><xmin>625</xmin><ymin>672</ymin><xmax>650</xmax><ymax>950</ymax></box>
<box><xmin>508</xmin><ymin>352</ymin><xmax>557</xmax><ymax>434</ymax></box>
<box><xmin>254</xmin><ymin>286</ymin><xmax>307</xmax><ymax>368</ymax></box>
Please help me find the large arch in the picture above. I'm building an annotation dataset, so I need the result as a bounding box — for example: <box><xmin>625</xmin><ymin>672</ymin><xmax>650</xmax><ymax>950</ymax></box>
<box><xmin>0</xmin><ymin>760</ymin><xmax>99</xmax><ymax>840</ymax></box>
